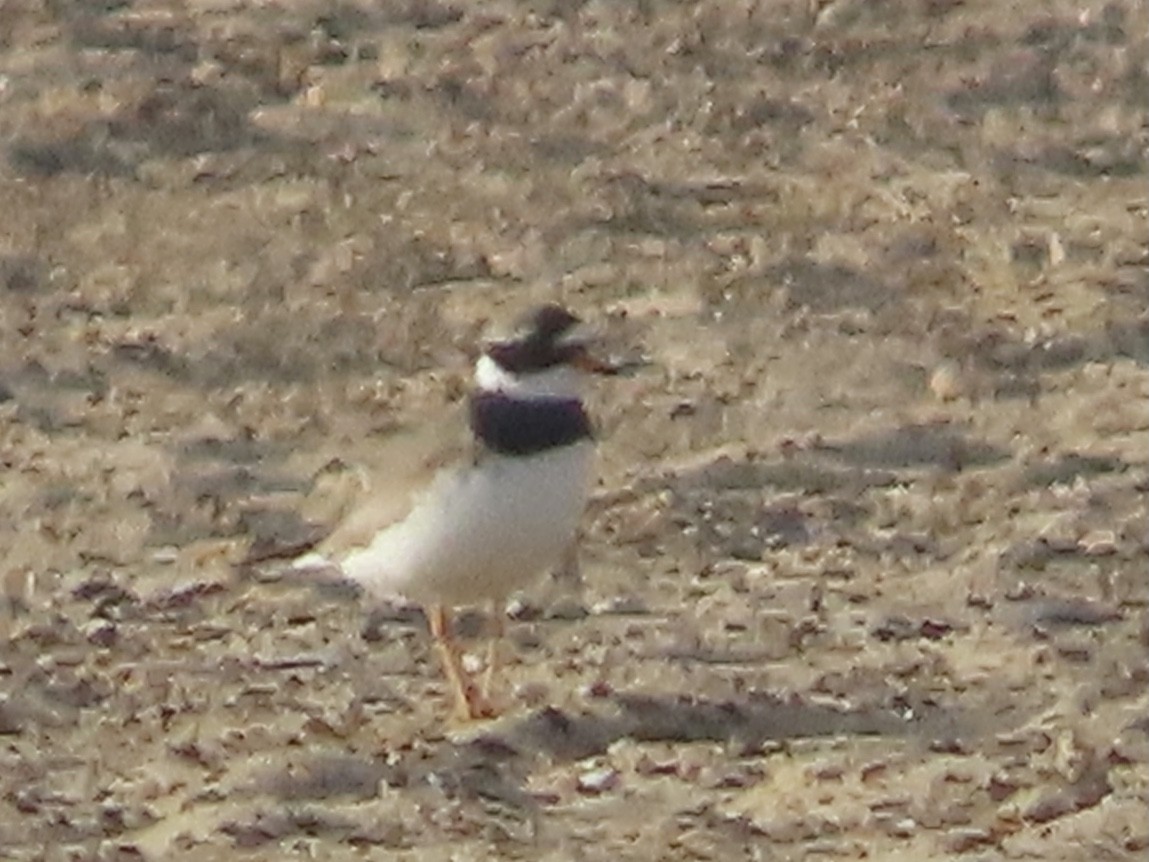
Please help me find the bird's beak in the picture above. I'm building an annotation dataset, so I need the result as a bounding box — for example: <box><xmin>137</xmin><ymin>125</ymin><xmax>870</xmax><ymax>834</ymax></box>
<box><xmin>552</xmin><ymin>318</ymin><xmax>652</xmax><ymax>377</ymax></box>
<box><xmin>569</xmin><ymin>343</ymin><xmax>651</xmax><ymax>376</ymax></box>
<box><xmin>570</xmin><ymin>346</ymin><xmax>619</xmax><ymax>375</ymax></box>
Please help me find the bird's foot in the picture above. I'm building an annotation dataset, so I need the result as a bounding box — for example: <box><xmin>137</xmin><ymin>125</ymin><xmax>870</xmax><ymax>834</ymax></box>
<box><xmin>453</xmin><ymin>682</ymin><xmax>500</xmax><ymax>722</ymax></box>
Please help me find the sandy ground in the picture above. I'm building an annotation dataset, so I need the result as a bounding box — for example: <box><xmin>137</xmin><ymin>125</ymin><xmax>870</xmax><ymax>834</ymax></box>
<box><xmin>0</xmin><ymin>0</ymin><xmax>1146</xmax><ymax>859</ymax></box>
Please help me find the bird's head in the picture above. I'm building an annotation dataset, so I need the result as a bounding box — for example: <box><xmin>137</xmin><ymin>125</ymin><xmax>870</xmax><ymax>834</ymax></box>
<box><xmin>476</xmin><ymin>304</ymin><xmax>617</xmax><ymax>399</ymax></box>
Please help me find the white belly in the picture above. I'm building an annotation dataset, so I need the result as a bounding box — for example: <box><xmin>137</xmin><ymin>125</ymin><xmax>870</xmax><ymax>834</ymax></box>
<box><xmin>341</xmin><ymin>441</ymin><xmax>594</xmax><ymax>607</ymax></box>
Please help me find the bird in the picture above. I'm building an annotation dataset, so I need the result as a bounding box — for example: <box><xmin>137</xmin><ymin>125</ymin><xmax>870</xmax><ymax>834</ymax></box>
<box><xmin>296</xmin><ymin>303</ymin><xmax>620</xmax><ymax>720</ymax></box>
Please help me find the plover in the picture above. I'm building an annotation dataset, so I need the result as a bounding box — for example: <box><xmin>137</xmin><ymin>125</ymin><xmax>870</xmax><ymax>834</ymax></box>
<box><xmin>302</xmin><ymin>304</ymin><xmax>619</xmax><ymax>720</ymax></box>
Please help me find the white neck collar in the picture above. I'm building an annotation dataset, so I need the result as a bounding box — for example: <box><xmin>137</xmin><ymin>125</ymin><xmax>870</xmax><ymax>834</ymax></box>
<box><xmin>474</xmin><ymin>354</ymin><xmax>584</xmax><ymax>399</ymax></box>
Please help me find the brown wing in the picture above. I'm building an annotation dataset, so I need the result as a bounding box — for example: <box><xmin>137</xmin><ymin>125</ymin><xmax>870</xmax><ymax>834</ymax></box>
<box><xmin>313</xmin><ymin>407</ymin><xmax>475</xmax><ymax>559</ymax></box>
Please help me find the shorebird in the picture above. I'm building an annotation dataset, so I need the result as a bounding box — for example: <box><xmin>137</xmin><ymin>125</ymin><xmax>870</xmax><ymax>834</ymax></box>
<box><xmin>299</xmin><ymin>304</ymin><xmax>620</xmax><ymax>720</ymax></box>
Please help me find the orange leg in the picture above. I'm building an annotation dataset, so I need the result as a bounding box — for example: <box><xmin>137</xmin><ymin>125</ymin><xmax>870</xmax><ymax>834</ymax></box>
<box><xmin>427</xmin><ymin>604</ymin><xmax>496</xmax><ymax>721</ymax></box>
<box><xmin>481</xmin><ymin>599</ymin><xmax>506</xmax><ymax>701</ymax></box>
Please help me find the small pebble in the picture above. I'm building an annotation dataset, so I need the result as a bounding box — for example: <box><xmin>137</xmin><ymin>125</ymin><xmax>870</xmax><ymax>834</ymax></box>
<box><xmin>890</xmin><ymin>817</ymin><xmax>917</xmax><ymax>837</ymax></box>
<box><xmin>84</xmin><ymin>620</ymin><xmax>117</xmax><ymax>648</ymax></box>
<box><xmin>929</xmin><ymin>361</ymin><xmax>964</xmax><ymax>401</ymax></box>
<box><xmin>506</xmin><ymin>596</ymin><xmax>541</xmax><ymax>621</ymax></box>
<box><xmin>583</xmin><ymin>679</ymin><xmax>613</xmax><ymax>699</ymax></box>
<box><xmin>1078</xmin><ymin>529</ymin><xmax>1117</xmax><ymax>556</ymax></box>
<box><xmin>151</xmin><ymin>546</ymin><xmax>179</xmax><ymax>565</ymax></box>
<box><xmin>546</xmin><ymin>599</ymin><xmax>589</xmax><ymax>621</ymax></box>
<box><xmin>577</xmin><ymin>767</ymin><xmax>619</xmax><ymax>795</ymax></box>
<box><xmin>591</xmin><ymin>595</ymin><xmax>649</xmax><ymax>616</ymax></box>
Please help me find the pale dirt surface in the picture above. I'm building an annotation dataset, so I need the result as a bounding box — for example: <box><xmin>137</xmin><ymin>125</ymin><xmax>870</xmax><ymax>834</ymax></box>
<box><xmin>0</xmin><ymin>0</ymin><xmax>1146</xmax><ymax>859</ymax></box>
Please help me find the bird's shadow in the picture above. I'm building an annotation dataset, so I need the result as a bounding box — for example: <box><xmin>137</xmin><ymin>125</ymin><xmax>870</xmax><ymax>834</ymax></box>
<box><xmin>483</xmin><ymin>691</ymin><xmax>911</xmax><ymax>763</ymax></box>
<box><xmin>401</xmin><ymin>689</ymin><xmax>971</xmax><ymax>822</ymax></box>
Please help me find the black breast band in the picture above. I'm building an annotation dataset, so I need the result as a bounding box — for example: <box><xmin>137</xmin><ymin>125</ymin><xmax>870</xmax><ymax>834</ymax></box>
<box><xmin>469</xmin><ymin>393</ymin><xmax>593</xmax><ymax>456</ymax></box>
